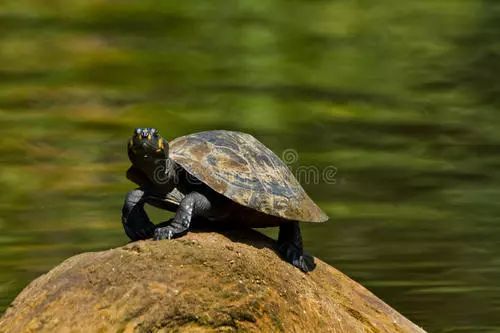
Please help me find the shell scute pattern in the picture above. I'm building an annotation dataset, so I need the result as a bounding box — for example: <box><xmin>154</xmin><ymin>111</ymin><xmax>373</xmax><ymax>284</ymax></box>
<box><xmin>169</xmin><ymin>130</ymin><xmax>328</xmax><ymax>223</ymax></box>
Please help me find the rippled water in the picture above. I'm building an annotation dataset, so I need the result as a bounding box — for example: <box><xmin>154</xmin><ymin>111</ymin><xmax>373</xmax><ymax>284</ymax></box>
<box><xmin>1</xmin><ymin>1</ymin><xmax>500</xmax><ymax>332</ymax></box>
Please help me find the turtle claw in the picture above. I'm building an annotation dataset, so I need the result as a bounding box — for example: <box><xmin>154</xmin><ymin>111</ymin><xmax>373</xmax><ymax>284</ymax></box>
<box><xmin>278</xmin><ymin>242</ymin><xmax>316</xmax><ymax>273</ymax></box>
<box><xmin>153</xmin><ymin>227</ymin><xmax>174</xmax><ymax>240</ymax></box>
<box><xmin>292</xmin><ymin>252</ymin><xmax>316</xmax><ymax>273</ymax></box>
<box><xmin>153</xmin><ymin>217</ymin><xmax>190</xmax><ymax>240</ymax></box>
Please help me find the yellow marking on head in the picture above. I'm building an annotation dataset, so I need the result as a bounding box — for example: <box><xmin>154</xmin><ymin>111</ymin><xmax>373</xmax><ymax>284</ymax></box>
<box><xmin>128</xmin><ymin>138</ymin><xmax>133</xmax><ymax>147</ymax></box>
<box><xmin>158</xmin><ymin>139</ymin><xmax>164</xmax><ymax>150</ymax></box>
<box><xmin>147</xmin><ymin>133</ymin><xmax>152</xmax><ymax>141</ymax></box>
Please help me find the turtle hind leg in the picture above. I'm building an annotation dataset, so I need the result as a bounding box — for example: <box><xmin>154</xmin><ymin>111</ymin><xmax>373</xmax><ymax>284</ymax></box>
<box><xmin>277</xmin><ymin>222</ymin><xmax>316</xmax><ymax>273</ymax></box>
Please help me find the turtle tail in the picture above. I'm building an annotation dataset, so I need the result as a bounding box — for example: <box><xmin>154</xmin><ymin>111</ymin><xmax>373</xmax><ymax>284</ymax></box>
<box><xmin>277</xmin><ymin>222</ymin><xmax>316</xmax><ymax>272</ymax></box>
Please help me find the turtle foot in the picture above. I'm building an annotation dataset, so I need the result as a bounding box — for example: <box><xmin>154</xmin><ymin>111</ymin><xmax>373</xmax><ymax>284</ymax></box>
<box><xmin>153</xmin><ymin>219</ymin><xmax>189</xmax><ymax>240</ymax></box>
<box><xmin>124</xmin><ymin>223</ymin><xmax>155</xmax><ymax>241</ymax></box>
<box><xmin>153</xmin><ymin>226</ymin><xmax>175</xmax><ymax>240</ymax></box>
<box><xmin>278</xmin><ymin>242</ymin><xmax>316</xmax><ymax>273</ymax></box>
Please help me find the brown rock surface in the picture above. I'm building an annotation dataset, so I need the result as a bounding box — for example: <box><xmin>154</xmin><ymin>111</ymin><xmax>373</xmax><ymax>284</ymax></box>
<box><xmin>0</xmin><ymin>230</ymin><xmax>426</xmax><ymax>333</ymax></box>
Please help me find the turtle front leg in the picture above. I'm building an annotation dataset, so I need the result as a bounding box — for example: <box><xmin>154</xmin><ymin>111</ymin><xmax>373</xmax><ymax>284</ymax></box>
<box><xmin>277</xmin><ymin>222</ymin><xmax>316</xmax><ymax>273</ymax></box>
<box><xmin>122</xmin><ymin>188</ymin><xmax>156</xmax><ymax>241</ymax></box>
<box><xmin>154</xmin><ymin>192</ymin><xmax>212</xmax><ymax>240</ymax></box>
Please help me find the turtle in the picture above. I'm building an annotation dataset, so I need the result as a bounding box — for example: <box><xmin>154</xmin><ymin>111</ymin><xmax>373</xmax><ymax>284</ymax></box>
<box><xmin>122</xmin><ymin>128</ymin><xmax>329</xmax><ymax>272</ymax></box>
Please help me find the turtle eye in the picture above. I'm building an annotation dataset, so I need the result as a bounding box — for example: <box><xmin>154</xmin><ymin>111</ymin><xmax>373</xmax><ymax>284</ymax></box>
<box><xmin>135</xmin><ymin>128</ymin><xmax>141</xmax><ymax>135</ymax></box>
<box><xmin>151</xmin><ymin>128</ymin><xmax>159</xmax><ymax>136</ymax></box>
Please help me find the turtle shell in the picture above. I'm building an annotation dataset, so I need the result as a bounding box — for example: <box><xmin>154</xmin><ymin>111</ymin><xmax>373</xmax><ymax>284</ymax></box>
<box><xmin>169</xmin><ymin>130</ymin><xmax>328</xmax><ymax>223</ymax></box>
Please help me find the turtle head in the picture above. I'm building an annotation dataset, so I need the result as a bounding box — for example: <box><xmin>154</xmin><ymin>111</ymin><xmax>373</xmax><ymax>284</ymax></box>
<box><xmin>128</xmin><ymin>127</ymin><xmax>169</xmax><ymax>167</ymax></box>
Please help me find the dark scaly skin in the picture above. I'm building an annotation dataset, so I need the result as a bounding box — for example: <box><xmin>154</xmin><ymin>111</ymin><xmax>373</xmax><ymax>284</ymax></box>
<box><xmin>122</xmin><ymin>128</ymin><xmax>326</xmax><ymax>272</ymax></box>
<box><xmin>122</xmin><ymin>188</ymin><xmax>156</xmax><ymax>241</ymax></box>
<box><xmin>153</xmin><ymin>191</ymin><xmax>212</xmax><ymax>240</ymax></box>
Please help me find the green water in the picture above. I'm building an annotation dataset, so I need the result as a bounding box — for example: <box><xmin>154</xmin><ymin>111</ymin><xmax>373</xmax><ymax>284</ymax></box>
<box><xmin>1</xmin><ymin>1</ymin><xmax>500</xmax><ymax>332</ymax></box>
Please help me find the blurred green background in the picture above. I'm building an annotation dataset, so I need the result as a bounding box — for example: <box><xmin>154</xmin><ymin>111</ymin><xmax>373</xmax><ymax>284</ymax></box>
<box><xmin>1</xmin><ymin>1</ymin><xmax>500</xmax><ymax>332</ymax></box>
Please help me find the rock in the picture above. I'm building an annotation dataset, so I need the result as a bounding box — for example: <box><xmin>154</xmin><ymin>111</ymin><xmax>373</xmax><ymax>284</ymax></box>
<box><xmin>0</xmin><ymin>230</ymin><xmax>426</xmax><ymax>333</ymax></box>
